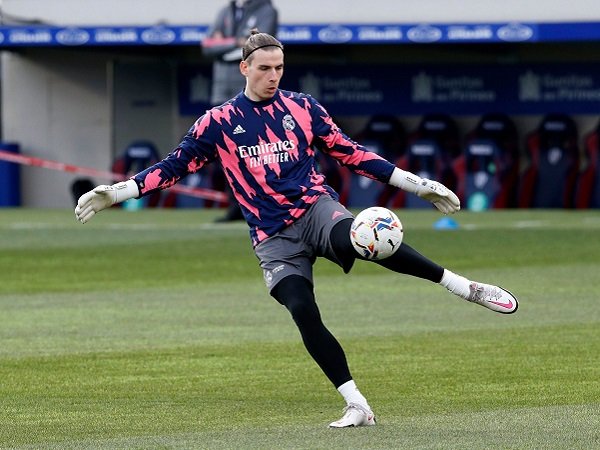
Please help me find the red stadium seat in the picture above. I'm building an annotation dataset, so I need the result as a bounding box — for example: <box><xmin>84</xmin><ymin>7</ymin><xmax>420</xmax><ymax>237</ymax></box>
<box><xmin>454</xmin><ymin>114</ymin><xmax>520</xmax><ymax>209</ymax></box>
<box><xmin>112</xmin><ymin>140</ymin><xmax>168</xmax><ymax>207</ymax></box>
<box><xmin>341</xmin><ymin>115</ymin><xmax>406</xmax><ymax>207</ymax></box>
<box><xmin>391</xmin><ymin>114</ymin><xmax>459</xmax><ymax>209</ymax></box>
<box><xmin>519</xmin><ymin>114</ymin><xmax>580</xmax><ymax>208</ymax></box>
<box><xmin>575</xmin><ymin>123</ymin><xmax>600</xmax><ymax>208</ymax></box>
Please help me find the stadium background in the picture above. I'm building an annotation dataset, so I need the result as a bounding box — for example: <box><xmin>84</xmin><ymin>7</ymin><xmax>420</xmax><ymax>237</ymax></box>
<box><xmin>1</xmin><ymin>2</ymin><xmax>600</xmax><ymax>447</ymax></box>
<box><xmin>1</xmin><ymin>0</ymin><xmax>599</xmax><ymax>208</ymax></box>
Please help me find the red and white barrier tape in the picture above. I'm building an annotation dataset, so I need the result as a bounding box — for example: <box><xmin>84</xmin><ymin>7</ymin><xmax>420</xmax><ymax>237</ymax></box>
<box><xmin>0</xmin><ymin>149</ymin><xmax>228</xmax><ymax>203</ymax></box>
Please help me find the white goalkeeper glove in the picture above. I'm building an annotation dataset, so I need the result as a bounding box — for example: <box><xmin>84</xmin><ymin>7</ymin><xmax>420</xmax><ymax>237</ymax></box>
<box><xmin>75</xmin><ymin>179</ymin><xmax>139</xmax><ymax>224</ymax></box>
<box><xmin>389</xmin><ymin>167</ymin><xmax>460</xmax><ymax>214</ymax></box>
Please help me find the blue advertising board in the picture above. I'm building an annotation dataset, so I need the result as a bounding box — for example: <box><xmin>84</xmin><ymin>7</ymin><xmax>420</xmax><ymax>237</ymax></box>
<box><xmin>1</xmin><ymin>21</ymin><xmax>600</xmax><ymax>47</ymax></box>
<box><xmin>178</xmin><ymin>63</ymin><xmax>600</xmax><ymax>116</ymax></box>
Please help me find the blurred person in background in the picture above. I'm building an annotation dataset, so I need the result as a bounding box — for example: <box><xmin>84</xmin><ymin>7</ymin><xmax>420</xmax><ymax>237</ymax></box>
<box><xmin>203</xmin><ymin>0</ymin><xmax>279</xmax><ymax>221</ymax></box>
<box><xmin>76</xmin><ymin>31</ymin><xmax>518</xmax><ymax>429</ymax></box>
<box><xmin>203</xmin><ymin>0</ymin><xmax>278</xmax><ymax>105</ymax></box>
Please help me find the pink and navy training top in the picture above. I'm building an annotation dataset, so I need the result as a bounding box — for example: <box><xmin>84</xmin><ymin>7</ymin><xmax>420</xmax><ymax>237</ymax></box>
<box><xmin>133</xmin><ymin>89</ymin><xmax>396</xmax><ymax>247</ymax></box>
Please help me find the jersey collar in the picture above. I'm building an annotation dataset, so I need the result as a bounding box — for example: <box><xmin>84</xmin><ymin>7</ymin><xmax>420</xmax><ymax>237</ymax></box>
<box><xmin>240</xmin><ymin>89</ymin><xmax>280</xmax><ymax>107</ymax></box>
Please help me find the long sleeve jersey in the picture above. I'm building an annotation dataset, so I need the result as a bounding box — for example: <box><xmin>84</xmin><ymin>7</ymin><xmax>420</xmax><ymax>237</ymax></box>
<box><xmin>133</xmin><ymin>89</ymin><xmax>396</xmax><ymax>247</ymax></box>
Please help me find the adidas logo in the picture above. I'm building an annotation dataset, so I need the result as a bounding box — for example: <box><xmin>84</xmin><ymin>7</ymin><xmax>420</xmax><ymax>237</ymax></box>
<box><xmin>233</xmin><ymin>124</ymin><xmax>246</xmax><ymax>134</ymax></box>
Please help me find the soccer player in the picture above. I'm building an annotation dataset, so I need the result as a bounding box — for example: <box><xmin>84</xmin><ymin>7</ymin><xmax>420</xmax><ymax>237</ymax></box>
<box><xmin>75</xmin><ymin>30</ymin><xmax>518</xmax><ymax>428</ymax></box>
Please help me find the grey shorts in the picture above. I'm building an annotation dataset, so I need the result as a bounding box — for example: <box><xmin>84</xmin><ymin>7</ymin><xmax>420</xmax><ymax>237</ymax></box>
<box><xmin>254</xmin><ymin>195</ymin><xmax>354</xmax><ymax>291</ymax></box>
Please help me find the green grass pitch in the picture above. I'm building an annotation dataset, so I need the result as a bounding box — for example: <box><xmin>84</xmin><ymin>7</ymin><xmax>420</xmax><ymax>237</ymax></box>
<box><xmin>1</xmin><ymin>208</ymin><xmax>599</xmax><ymax>449</ymax></box>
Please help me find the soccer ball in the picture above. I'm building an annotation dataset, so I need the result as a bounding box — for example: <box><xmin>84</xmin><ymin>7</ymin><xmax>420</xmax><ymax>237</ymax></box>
<box><xmin>350</xmin><ymin>207</ymin><xmax>403</xmax><ymax>260</ymax></box>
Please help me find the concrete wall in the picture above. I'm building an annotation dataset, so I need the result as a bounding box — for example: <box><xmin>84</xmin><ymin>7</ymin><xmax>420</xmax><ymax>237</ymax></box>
<box><xmin>2</xmin><ymin>50</ymin><xmax>111</xmax><ymax>207</ymax></box>
<box><xmin>2</xmin><ymin>0</ymin><xmax>600</xmax><ymax>26</ymax></box>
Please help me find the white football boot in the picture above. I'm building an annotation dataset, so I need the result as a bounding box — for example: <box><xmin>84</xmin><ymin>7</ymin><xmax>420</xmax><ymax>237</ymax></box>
<box><xmin>328</xmin><ymin>403</ymin><xmax>376</xmax><ymax>428</ymax></box>
<box><xmin>467</xmin><ymin>282</ymin><xmax>518</xmax><ymax>314</ymax></box>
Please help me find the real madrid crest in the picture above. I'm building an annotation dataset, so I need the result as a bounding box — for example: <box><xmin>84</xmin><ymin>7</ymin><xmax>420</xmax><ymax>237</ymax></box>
<box><xmin>282</xmin><ymin>114</ymin><xmax>296</xmax><ymax>131</ymax></box>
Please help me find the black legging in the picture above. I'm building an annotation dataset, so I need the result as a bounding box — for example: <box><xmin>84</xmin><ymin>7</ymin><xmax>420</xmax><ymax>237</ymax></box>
<box><xmin>270</xmin><ymin>218</ymin><xmax>445</xmax><ymax>388</ymax></box>
<box><xmin>270</xmin><ymin>274</ymin><xmax>352</xmax><ymax>388</ymax></box>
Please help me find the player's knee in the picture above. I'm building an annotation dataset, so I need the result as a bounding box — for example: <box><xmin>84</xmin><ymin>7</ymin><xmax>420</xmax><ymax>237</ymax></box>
<box><xmin>330</xmin><ymin>218</ymin><xmax>357</xmax><ymax>272</ymax></box>
<box><xmin>270</xmin><ymin>275</ymin><xmax>321</xmax><ymax>326</ymax></box>
<box><xmin>287</xmin><ymin>297</ymin><xmax>321</xmax><ymax>327</ymax></box>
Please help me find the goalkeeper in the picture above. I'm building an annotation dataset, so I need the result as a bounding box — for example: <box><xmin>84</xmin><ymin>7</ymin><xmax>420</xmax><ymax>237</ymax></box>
<box><xmin>76</xmin><ymin>30</ymin><xmax>518</xmax><ymax>428</ymax></box>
